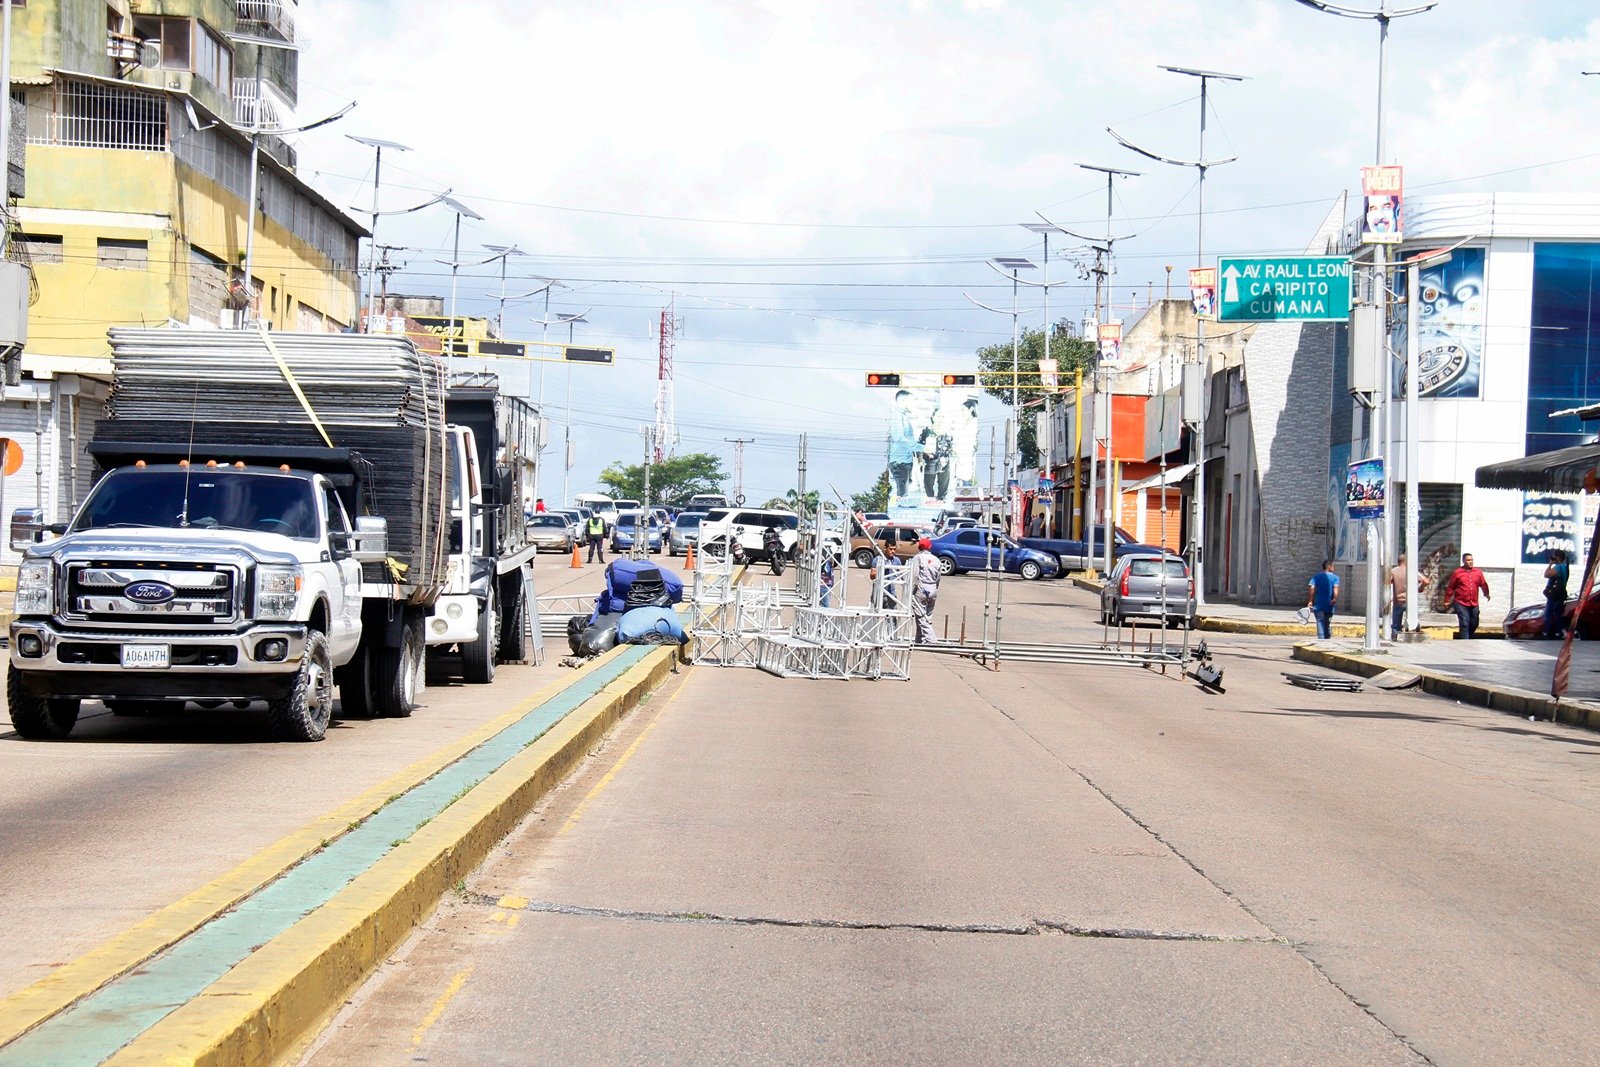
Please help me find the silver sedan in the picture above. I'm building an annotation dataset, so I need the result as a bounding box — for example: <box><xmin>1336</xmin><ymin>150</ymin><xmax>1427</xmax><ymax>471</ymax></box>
<box><xmin>525</xmin><ymin>514</ymin><xmax>575</xmax><ymax>553</ymax></box>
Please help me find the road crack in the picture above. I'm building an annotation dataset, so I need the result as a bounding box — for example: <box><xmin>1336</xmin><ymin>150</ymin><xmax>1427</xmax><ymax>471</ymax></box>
<box><xmin>459</xmin><ymin>892</ymin><xmax>1280</xmax><ymax>943</ymax></box>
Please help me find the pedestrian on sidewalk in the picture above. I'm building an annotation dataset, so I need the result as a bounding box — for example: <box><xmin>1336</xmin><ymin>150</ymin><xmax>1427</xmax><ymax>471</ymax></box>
<box><xmin>584</xmin><ymin>513</ymin><xmax>607</xmax><ymax>564</ymax></box>
<box><xmin>911</xmin><ymin>536</ymin><xmax>942</xmax><ymax>644</ymax></box>
<box><xmin>1542</xmin><ymin>548</ymin><xmax>1571</xmax><ymax>639</ymax></box>
<box><xmin>1307</xmin><ymin>560</ymin><xmax>1340</xmax><ymax>640</ymax></box>
<box><xmin>1444</xmin><ymin>552</ymin><xmax>1491</xmax><ymax>639</ymax></box>
<box><xmin>1387</xmin><ymin>552</ymin><xmax>1429</xmax><ymax>636</ymax></box>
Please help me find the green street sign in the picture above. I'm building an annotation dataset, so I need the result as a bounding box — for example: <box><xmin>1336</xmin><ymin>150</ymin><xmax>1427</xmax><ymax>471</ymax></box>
<box><xmin>1217</xmin><ymin>255</ymin><xmax>1352</xmax><ymax>322</ymax></box>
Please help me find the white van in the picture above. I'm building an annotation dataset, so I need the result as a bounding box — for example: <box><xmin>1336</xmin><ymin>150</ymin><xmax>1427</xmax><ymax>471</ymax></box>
<box><xmin>700</xmin><ymin>507</ymin><xmax>798</xmax><ymax>561</ymax></box>
<box><xmin>573</xmin><ymin>493</ymin><xmax>617</xmax><ymax>528</ymax></box>
<box><xmin>687</xmin><ymin>493</ymin><xmax>729</xmax><ymax>512</ymax></box>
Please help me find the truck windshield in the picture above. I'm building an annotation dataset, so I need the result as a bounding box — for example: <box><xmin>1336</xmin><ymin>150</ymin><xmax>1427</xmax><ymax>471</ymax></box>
<box><xmin>75</xmin><ymin>470</ymin><xmax>320</xmax><ymax>540</ymax></box>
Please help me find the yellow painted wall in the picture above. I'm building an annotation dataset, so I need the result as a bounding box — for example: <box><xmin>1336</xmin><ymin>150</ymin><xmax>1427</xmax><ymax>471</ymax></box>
<box><xmin>21</xmin><ymin>144</ymin><xmax>360</xmax><ymax>364</ymax></box>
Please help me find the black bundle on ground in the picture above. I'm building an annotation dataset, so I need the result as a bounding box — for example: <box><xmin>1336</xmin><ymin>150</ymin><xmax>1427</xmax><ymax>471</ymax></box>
<box><xmin>93</xmin><ymin>329</ymin><xmax>449</xmax><ymax>595</ymax></box>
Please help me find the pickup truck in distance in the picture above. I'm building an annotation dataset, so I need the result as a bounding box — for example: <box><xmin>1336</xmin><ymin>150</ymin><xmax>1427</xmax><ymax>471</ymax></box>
<box><xmin>1020</xmin><ymin>526</ymin><xmax>1165</xmax><ymax>575</ymax></box>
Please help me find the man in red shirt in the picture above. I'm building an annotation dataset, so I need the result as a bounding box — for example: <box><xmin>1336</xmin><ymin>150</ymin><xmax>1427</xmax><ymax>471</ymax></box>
<box><xmin>1444</xmin><ymin>552</ymin><xmax>1491</xmax><ymax>639</ymax></box>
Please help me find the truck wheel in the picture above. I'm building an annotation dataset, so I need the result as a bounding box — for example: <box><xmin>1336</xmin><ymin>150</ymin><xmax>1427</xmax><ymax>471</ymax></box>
<box><xmin>1020</xmin><ymin>560</ymin><xmax>1043</xmax><ymax>581</ymax></box>
<box><xmin>372</xmin><ymin>618</ymin><xmax>421</xmax><ymax>718</ymax></box>
<box><xmin>7</xmin><ymin>668</ymin><xmax>80</xmax><ymax>740</ymax></box>
<box><xmin>267</xmin><ymin>630</ymin><xmax>334</xmax><ymax>742</ymax></box>
<box><xmin>335</xmin><ymin>643</ymin><xmax>376</xmax><ymax>720</ymax></box>
<box><xmin>462</xmin><ymin>589</ymin><xmax>497</xmax><ymax>684</ymax></box>
<box><xmin>497</xmin><ymin>574</ymin><xmax>527</xmax><ymax>662</ymax></box>
<box><xmin>853</xmin><ymin>548</ymin><xmax>875</xmax><ymax>569</ymax></box>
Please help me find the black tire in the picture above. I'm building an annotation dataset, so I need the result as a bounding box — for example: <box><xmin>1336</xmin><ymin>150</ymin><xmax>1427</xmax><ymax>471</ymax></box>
<box><xmin>7</xmin><ymin>668</ymin><xmax>80</xmax><ymax>739</ymax></box>
<box><xmin>497</xmin><ymin>574</ymin><xmax>528</xmax><ymax>663</ymax></box>
<box><xmin>335</xmin><ymin>642</ymin><xmax>376</xmax><ymax>719</ymax></box>
<box><xmin>372</xmin><ymin>618</ymin><xmax>421</xmax><ymax>718</ymax></box>
<box><xmin>106</xmin><ymin>699</ymin><xmax>177</xmax><ymax>716</ymax></box>
<box><xmin>1019</xmin><ymin>560</ymin><xmax>1043</xmax><ymax>581</ymax></box>
<box><xmin>853</xmin><ymin>548</ymin><xmax>876</xmax><ymax>569</ymax></box>
<box><xmin>462</xmin><ymin>589</ymin><xmax>497</xmax><ymax>685</ymax></box>
<box><xmin>267</xmin><ymin>630</ymin><xmax>334</xmax><ymax>742</ymax></box>
<box><xmin>937</xmin><ymin>555</ymin><xmax>956</xmax><ymax>576</ymax></box>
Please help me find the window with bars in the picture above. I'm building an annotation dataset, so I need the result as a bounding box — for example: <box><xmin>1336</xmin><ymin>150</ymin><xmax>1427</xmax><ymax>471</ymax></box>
<box><xmin>26</xmin><ymin>79</ymin><xmax>167</xmax><ymax>150</ymax></box>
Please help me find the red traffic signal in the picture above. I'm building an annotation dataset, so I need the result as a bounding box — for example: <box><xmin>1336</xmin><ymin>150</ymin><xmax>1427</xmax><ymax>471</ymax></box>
<box><xmin>866</xmin><ymin>372</ymin><xmax>902</xmax><ymax>387</ymax></box>
<box><xmin>942</xmin><ymin>373</ymin><xmax>976</xmax><ymax>387</ymax></box>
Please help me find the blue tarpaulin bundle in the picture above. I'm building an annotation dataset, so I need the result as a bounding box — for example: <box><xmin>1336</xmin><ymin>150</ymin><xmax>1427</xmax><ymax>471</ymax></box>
<box><xmin>617</xmin><ymin>605</ymin><xmax>687</xmax><ymax>646</ymax></box>
<box><xmin>591</xmin><ymin>559</ymin><xmax>684</xmax><ymax>621</ymax></box>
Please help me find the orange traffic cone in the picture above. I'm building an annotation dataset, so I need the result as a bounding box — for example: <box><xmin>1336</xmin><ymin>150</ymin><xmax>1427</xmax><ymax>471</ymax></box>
<box><xmin>685</xmin><ymin>543</ymin><xmax>696</xmax><ymax>571</ymax></box>
<box><xmin>570</xmin><ymin>542</ymin><xmax>583</xmax><ymax>568</ymax></box>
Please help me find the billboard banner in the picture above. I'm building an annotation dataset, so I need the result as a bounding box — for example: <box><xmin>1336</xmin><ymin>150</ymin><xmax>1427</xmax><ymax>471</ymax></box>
<box><xmin>1038</xmin><ymin>357</ymin><xmax>1059</xmax><ymax>392</ymax></box>
<box><xmin>1393</xmin><ymin>245</ymin><xmax>1485</xmax><ymax>398</ymax></box>
<box><xmin>1361</xmin><ymin>165</ymin><xmax>1403</xmax><ymax>245</ymax></box>
<box><xmin>887</xmin><ymin>375</ymin><xmax>980</xmax><ymax>521</ymax></box>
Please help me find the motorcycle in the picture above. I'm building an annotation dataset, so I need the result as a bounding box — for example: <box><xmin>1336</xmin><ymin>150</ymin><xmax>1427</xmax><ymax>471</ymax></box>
<box><xmin>763</xmin><ymin>526</ymin><xmax>786</xmax><ymax>576</ymax></box>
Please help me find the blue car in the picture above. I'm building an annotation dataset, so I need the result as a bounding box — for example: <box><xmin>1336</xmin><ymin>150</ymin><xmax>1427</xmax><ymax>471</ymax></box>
<box><xmin>611</xmin><ymin>511</ymin><xmax>664</xmax><ymax>553</ymax></box>
<box><xmin>930</xmin><ymin>528</ymin><xmax>1060</xmax><ymax>581</ymax></box>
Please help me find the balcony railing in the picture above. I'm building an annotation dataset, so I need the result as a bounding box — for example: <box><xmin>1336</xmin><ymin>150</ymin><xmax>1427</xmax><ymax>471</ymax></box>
<box><xmin>234</xmin><ymin>0</ymin><xmax>296</xmax><ymax>42</ymax></box>
<box><xmin>232</xmin><ymin>77</ymin><xmax>288</xmax><ymax>131</ymax></box>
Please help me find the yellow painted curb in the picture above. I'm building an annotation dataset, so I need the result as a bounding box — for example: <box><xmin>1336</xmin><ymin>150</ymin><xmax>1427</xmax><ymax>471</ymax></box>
<box><xmin>0</xmin><ymin>649</ymin><xmax>631</xmax><ymax>1050</ymax></box>
<box><xmin>101</xmin><ymin>644</ymin><xmax>683</xmax><ymax>1067</ymax></box>
<box><xmin>1199</xmin><ymin>617</ymin><xmax>1457</xmax><ymax>641</ymax></box>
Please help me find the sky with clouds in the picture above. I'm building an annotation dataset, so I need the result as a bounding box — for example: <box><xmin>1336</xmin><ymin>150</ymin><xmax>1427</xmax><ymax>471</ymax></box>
<box><xmin>286</xmin><ymin>0</ymin><xmax>1600</xmax><ymax>507</ymax></box>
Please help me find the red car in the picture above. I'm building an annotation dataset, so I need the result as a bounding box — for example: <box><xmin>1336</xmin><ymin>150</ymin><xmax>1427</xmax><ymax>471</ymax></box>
<box><xmin>1502</xmin><ymin>589</ymin><xmax>1600</xmax><ymax>639</ymax></box>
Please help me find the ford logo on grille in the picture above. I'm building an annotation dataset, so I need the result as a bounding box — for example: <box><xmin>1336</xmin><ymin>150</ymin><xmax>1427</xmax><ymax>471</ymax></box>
<box><xmin>123</xmin><ymin>581</ymin><xmax>177</xmax><ymax>604</ymax></box>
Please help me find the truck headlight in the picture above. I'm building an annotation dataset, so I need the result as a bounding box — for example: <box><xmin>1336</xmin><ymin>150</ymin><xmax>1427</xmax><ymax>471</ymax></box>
<box><xmin>255</xmin><ymin>563</ymin><xmax>303</xmax><ymax>621</ymax></box>
<box><xmin>14</xmin><ymin>559</ymin><xmax>53</xmax><ymax>615</ymax></box>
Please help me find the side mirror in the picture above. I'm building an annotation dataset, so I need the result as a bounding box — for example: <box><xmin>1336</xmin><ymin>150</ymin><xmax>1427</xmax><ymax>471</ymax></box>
<box><xmin>352</xmin><ymin>515</ymin><xmax>388</xmax><ymax>564</ymax></box>
<box><xmin>10</xmin><ymin>507</ymin><xmax>45</xmax><ymax>551</ymax></box>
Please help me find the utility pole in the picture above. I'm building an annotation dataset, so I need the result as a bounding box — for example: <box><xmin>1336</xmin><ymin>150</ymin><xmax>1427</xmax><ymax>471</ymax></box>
<box><xmin>638</xmin><ymin>426</ymin><xmax>654</xmax><ymax>561</ymax></box>
<box><xmin>797</xmin><ymin>433</ymin><xmax>808</xmax><ymax>522</ymax></box>
<box><xmin>1112</xmin><ymin>66</ymin><xmax>1243</xmax><ymax>603</ymax></box>
<box><xmin>725</xmin><ymin>437</ymin><xmax>753</xmax><ymax>505</ymax></box>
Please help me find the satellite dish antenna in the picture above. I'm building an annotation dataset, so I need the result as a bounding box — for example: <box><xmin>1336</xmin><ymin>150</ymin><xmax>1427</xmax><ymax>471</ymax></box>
<box><xmin>182</xmin><ymin>99</ymin><xmax>217</xmax><ymax>133</ymax></box>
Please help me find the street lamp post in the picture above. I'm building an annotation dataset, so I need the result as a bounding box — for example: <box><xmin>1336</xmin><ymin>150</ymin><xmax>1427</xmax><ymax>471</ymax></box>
<box><xmin>436</xmin><ymin>194</ymin><xmax>484</xmax><ymax>361</ymax></box>
<box><xmin>347</xmin><ymin>135</ymin><xmax>411</xmax><ymax>331</ymax></box>
<box><xmin>966</xmin><ymin>258</ymin><xmax>1035</xmax><ymax>534</ymax></box>
<box><xmin>1293</xmin><ymin>0</ymin><xmax>1436</xmax><ymax>643</ymax></box>
<box><xmin>1111</xmin><ymin>66</ymin><xmax>1243</xmax><ymax>601</ymax></box>
<box><xmin>558</xmin><ymin>312</ymin><xmax>589</xmax><ymax>507</ymax></box>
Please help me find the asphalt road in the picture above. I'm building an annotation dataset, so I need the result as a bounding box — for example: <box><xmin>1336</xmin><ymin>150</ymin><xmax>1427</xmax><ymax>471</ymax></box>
<box><xmin>0</xmin><ymin>552</ymin><xmax>608</xmax><ymax>1002</ymax></box>
<box><xmin>302</xmin><ymin>568</ymin><xmax>1600</xmax><ymax>1066</ymax></box>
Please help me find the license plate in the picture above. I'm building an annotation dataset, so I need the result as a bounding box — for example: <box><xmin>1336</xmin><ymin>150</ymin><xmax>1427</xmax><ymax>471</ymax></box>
<box><xmin>121</xmin><ymin>645</ymin><xmax>170</xmax><ymax>669</ymax></box>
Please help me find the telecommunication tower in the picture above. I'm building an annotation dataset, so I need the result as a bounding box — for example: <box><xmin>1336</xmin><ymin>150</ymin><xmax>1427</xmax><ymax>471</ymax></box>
<box><xmin>654</xmin><ymin>296</ymin><xmax>680</xmax><ymax>462</ymax></box>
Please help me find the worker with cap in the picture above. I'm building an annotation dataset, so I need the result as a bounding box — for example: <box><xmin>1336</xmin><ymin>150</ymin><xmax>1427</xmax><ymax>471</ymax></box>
<box><xmin>911</xmin><ymin>535</ymin><xmax>942</xmax><ymax>644</ymax></box>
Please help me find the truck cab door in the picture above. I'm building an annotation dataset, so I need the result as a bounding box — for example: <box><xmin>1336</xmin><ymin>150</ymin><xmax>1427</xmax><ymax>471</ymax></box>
<box><xmin>322</xmin><ymin>485</ymin><xmax>362</xmax><ymax>659</ymax></box>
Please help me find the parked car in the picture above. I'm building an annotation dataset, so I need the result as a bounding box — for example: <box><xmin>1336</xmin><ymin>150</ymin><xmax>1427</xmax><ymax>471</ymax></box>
<box><xmin>525</xmin><ymin>513</ymin><xmax>575</xmax><ymax>553</ymax></box>
<box><xmin>668</xmin><ymin>512</ymin><xmax>705</xmax><ymax>556</ymax></box>
<box><xmin>1022</xmin><ymin>525</ymin><xmax>1166</xmax><ymax>575</ymax></box>
<box><xmin>850</xmin><ymin>523</ymin><xmax>922</xmax><ymax>569</ymax></box>
<box><xmin>860</xmin><ymin>512</ymin><xmax>891</xmax><ymax>527</ymax></box>
<box><xmin>928</xmin><ymin>528</ymin><xmax>1059</xmax><ymax>581</ymax></box>
<box><xmin>611</xmin><ymin>510</ymin><xmax>663</xmax><ymax>553</ymax></box>
<box><xmin>1099</xmin><ymin>554</ymin><xmax>1196</xmax><ymax>628</ymax></box>
<box><xmin>700</xmin><ymin>507</ymin><xmax>799</xmax><ymax>561</ymax></box>
<box><xmin>1503</xmin><ymin>588</ymin><xmax>1600</xmax><ymax>638</ymax></box>
<box><xmin>937</xmin><ymin>515</ymin><xmax>979</xmax><ymax>536</ymax></box>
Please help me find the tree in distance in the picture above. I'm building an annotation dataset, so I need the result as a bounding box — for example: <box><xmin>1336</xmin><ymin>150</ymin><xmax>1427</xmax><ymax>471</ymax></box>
<box><xmin>598</xmin><ymin>452</ymin><xmax>727</xmax><ymax>506</ymax></box>
<box><xmin>850</xmin><ymin>471</ymin><xmax>891</xmax><ymax>514</ymax></box>
<box><xmin>975</xmin><ymin>322</ymin><xmax>1093</xmax><ymax>467</ymax></box>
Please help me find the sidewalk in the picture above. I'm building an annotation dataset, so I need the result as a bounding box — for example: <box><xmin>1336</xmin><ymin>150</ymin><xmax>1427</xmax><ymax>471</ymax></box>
<box><xmin>1293</xmin><ymin>634</ymin><xmax>1600</xmax><ymax>732</ymax></box>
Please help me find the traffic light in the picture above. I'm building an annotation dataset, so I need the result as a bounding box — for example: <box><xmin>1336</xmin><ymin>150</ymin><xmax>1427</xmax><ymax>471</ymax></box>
<box><xmin>866</xmin><ymin>372</ymin><xmax>901</xmax><ymax>387</ymax></box>
<box><xmin>942</xmin><ymin>373</ymin><xmax>976</xmax><ymax>387</ymax></box>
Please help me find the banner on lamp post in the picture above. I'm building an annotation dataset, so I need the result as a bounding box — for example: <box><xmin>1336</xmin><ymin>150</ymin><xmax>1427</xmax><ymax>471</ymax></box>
<box><xmin>1361</xmin><ymin>165</ymin><xmax>1403</xmax><ymax>245</ymax></box>
<box><xmin>1038</xmin><ymin>357</ymin><xmax>1058</xmax><ymax>392</ymax></box>
<box><xmin>1188</xmin><ymin>267</ymin><xmax>1217</xmax><ymax>319</ymax></box>
<box><xmin>1097</xmin><ymin>321</ymin><xmax>1122</xmax><ymax>366</ymax></box>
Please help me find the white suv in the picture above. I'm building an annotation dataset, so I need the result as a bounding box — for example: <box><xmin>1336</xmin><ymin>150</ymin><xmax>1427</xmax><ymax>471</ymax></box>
<box><xmin>699</xmin><ymin>508</ymin><xmax>798</xmax><ymax>561</ymax></box>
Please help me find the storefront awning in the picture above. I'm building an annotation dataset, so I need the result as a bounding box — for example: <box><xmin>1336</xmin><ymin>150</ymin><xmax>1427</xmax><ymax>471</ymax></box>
<box><xmin>1474</xmin><ymin>443</ymin><xmax>1600</xmax><ymax>493</ymax></box>
<box><xmin>1122</xmin><ymin>463</ymin><xmax>1196</xmax><ymax>493</ymax></box>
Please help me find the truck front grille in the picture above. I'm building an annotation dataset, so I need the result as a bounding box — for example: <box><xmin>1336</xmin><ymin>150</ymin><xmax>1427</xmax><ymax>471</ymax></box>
<box><xmin>64</xmin><ymin>562</ymin><xmax>240</xmax><ymax>626</ymax></box>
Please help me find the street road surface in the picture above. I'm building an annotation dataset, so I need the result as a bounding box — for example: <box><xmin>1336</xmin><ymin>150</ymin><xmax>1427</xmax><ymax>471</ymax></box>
<box><xmin>300</xmin><ymin>571</ymin><xmax>1600</xmax><ymax>1066</ymax></box>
